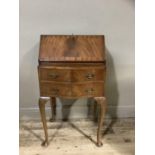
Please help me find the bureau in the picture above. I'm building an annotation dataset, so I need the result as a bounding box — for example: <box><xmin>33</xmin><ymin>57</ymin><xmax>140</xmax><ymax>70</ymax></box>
<box><xmin>38</xmin><ymin>35</ymin><xmax>107</xmax><ymax>147</ymax></box>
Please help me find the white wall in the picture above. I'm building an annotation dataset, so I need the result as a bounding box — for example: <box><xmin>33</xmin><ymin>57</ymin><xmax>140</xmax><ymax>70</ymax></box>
<box><xmin>20</xmin><ymin>0</ymin><xmax>135</xmax><ymax>120</ymax></box>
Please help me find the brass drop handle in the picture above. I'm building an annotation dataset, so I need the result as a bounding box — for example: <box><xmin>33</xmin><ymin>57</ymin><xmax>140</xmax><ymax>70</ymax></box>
<box><xmin>48</xmin><ymin>73</ymin><xmax>59</xmax><ymax>79</ymax></box>
<box><xmin>85</xmin><ymin>88</ymin><xmax>94</xmax><ymax>94</ymax></box>
<box><xmin>85</xmin><ymin>73</ymin><xmax>95</xmax><ymax>79</ymax></box>
<box><xmin>51</xmin><ymin>88</ymin><xmax>59</xmax><ymax>95</ymax></box>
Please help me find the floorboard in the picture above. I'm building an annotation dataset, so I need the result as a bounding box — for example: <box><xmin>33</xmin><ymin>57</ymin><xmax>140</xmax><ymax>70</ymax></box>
<box><xmin>20</xmin><ymin>118</ymin><xmax>135</xmax><ymax>155</ymax></box>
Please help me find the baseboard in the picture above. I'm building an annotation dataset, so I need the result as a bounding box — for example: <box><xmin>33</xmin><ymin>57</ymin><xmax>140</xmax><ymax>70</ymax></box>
<box><xmin>19</xmin><ymin>105</ymin><xmax>134</xmax><ymax>121</ymax></box>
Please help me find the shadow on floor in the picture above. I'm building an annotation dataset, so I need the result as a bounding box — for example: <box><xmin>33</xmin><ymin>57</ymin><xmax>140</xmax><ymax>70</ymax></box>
<box><xmin>21</xmin><ymin>125</ymin><xmax>44</xmax><ymax>142</ymax></box>
<box><xmin>69</xmin><ymin>122</ymin><xmax>97</xmax><ymax>145</ymax></box>
<box><xmin>21</xmin><ymin>123</ymin><xmax>63</xmax><ymax>145</ymax></box>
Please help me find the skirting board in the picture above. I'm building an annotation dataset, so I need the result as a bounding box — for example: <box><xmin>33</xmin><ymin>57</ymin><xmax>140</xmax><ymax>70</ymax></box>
<box><xmin>19</xmin><ymin>105</ymin><xmax>135</xmax><ymax>121</ymax></box>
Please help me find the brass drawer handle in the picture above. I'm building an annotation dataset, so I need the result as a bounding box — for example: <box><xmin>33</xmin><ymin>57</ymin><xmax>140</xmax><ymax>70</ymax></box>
<box><xmin>51</xmin><ymin>88</ymin><xmax>59</xmax><ymax>95</ymax></box>
<box><xmin>85</xmin><ymin>73</ymin><xmax>95</xmax><ymax>79</ymax></box>
<box><xmin>85</xmin><ymin>88</ymin><xmax>94</xmax><ymax>94</ymax></box>
<box><xmin>48</xmin><ymin>73</ymin><xmax>59</xmax><ymax>79</ymax></box>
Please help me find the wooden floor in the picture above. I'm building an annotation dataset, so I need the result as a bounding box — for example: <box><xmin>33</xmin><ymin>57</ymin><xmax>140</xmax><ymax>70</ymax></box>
<box><xmin>19</xmin><ymin>118</ymin><xmax>135</xmax><ymax>155</ymax></box>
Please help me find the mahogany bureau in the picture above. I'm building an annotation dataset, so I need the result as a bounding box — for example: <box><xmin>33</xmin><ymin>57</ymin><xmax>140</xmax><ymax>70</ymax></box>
<box><xmin>38</xmin><ymin>35</ymin><xmax>107</xmax><ymax>147</ymax></box>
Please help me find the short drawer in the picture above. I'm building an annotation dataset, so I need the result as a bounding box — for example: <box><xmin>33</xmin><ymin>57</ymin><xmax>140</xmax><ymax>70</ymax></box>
<box><xmin>40</xmin><ymin>82</ymin><xmax>71</xmax><ymax>97</ymax></box>
<box><xmin>72</xmin><ymin>68</ymin><xmax>106</xmax><ymax>82</ymax></box>
<box><xmin>39</xmin><ymin>67</ymin><xmax>71</xmax><ymax>82</ymax></box>
<box><xmin>72</xmin><ymin>82</ymin><xmax>104</xmax><ymax>97</ymax></box>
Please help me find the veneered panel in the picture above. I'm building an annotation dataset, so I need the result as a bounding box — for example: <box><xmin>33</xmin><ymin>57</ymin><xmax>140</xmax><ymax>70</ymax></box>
<box><xmin>39</xmin><ymin>35</ymin><xmax>105</xmax><ymax>62</ymax></box>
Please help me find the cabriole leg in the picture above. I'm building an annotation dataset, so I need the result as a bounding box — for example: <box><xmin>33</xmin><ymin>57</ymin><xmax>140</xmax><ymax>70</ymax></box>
<box><xmin>38</xmin><ymin>97</ymin><xmax>49</xmax><ymax>146</ymax></box>
<box><xmin>94</xmin><ymin>97</ymin><xmax>107</xmax><ymax>147</ymax></box>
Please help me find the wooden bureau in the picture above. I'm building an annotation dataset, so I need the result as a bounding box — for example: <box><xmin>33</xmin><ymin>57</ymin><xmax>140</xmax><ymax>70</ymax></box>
<box><xmin>38</xmin><ymin>35</ymin><xmax>107</xmax><ymax>147</ymax></box>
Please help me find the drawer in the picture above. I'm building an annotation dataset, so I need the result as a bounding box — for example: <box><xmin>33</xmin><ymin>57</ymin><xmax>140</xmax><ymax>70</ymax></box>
<box><xmin>39</xmin><ymin>67</ymin><xmax>71</xmax><ymax>82</ymax></box>
<box><xmin>72</xmin><ymin>68</ymin><xmax>106</xmax><ymax>82</ymax></box>
<box><xmin>72</xmin><ymin>82</ymin><xmax>104</xmax><ymax>97</ymax></box>
<box><xmin>40</xmin><ymin>82</ymin><xmax>71</xmax><ymax>97</ymax></box>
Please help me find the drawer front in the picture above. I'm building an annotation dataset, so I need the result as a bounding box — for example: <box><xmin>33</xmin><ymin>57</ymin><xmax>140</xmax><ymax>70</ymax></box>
<box><xmin>39</xmin><ymin>68</ymin><xmax>71</xmax><ymax>82</ymax></box>
<box><xmin>72</xmin><ymin>82</ymin><xmax>104</xmax><ymax>97</ymax></box>
<box><xmin>72</xmin><ymin>68</ymin><xmax>105</xmax><ymax>82</ymax></box>
<box><xmin>40</xmin><ymin>82</ymin><xmax>71</xmax><ymax>97</ymax></box>
<box><xmin>40</xmin><ymin>82</ymin><xmax>104</xmax><ymax>97</ymax></box>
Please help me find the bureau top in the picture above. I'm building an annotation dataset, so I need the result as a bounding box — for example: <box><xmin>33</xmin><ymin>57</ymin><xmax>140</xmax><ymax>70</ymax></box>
<box><xmin>39</xmin><ymin>35</ymin><xmax>105</xmax><ymax>63</ymax></box>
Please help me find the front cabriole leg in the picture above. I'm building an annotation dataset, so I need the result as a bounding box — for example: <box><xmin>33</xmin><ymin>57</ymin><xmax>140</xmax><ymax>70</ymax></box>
<box><xmin>38</xmin><ymin>97</ymin><xmax>50</xmax><ymax>146</ymax></box>
<box><xmin>94</xmin><ymin>97</ymin><xmax>107</xmax><ymax>147</ymax></box>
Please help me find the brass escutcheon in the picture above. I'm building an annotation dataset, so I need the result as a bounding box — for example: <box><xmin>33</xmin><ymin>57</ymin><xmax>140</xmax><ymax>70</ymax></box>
<box><xmin>85</xmin><ymin>73</ymin><xmax>95</xmax><ymax>79</ymax></box>
<box><xmin>48</xmin><ymin>73</ymin><xmax>59</xmax><ymax>79</ymax></box>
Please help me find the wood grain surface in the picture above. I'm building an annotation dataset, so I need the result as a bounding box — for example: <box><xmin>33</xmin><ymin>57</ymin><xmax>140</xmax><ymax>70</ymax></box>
<box><xmin>39</xmin><ymin>66</ymin><xmax>106</xmax><ymax>82</ymax></box>
<box><xmin>39</xmin><ymin>35</ymin><xmax>105</xmax><ymax>62</ymax></box>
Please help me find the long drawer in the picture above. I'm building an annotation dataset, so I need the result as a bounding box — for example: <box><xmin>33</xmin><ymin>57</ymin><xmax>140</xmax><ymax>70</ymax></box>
<box><xmin>40</xmin><ymin>82</ymin><xmax>104</xmax><ymax>98</ymax></box>
<box><xmin>39</xmin><ymin>66</ymin><xmax>105</xmax><ymax>82</ymax></box>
